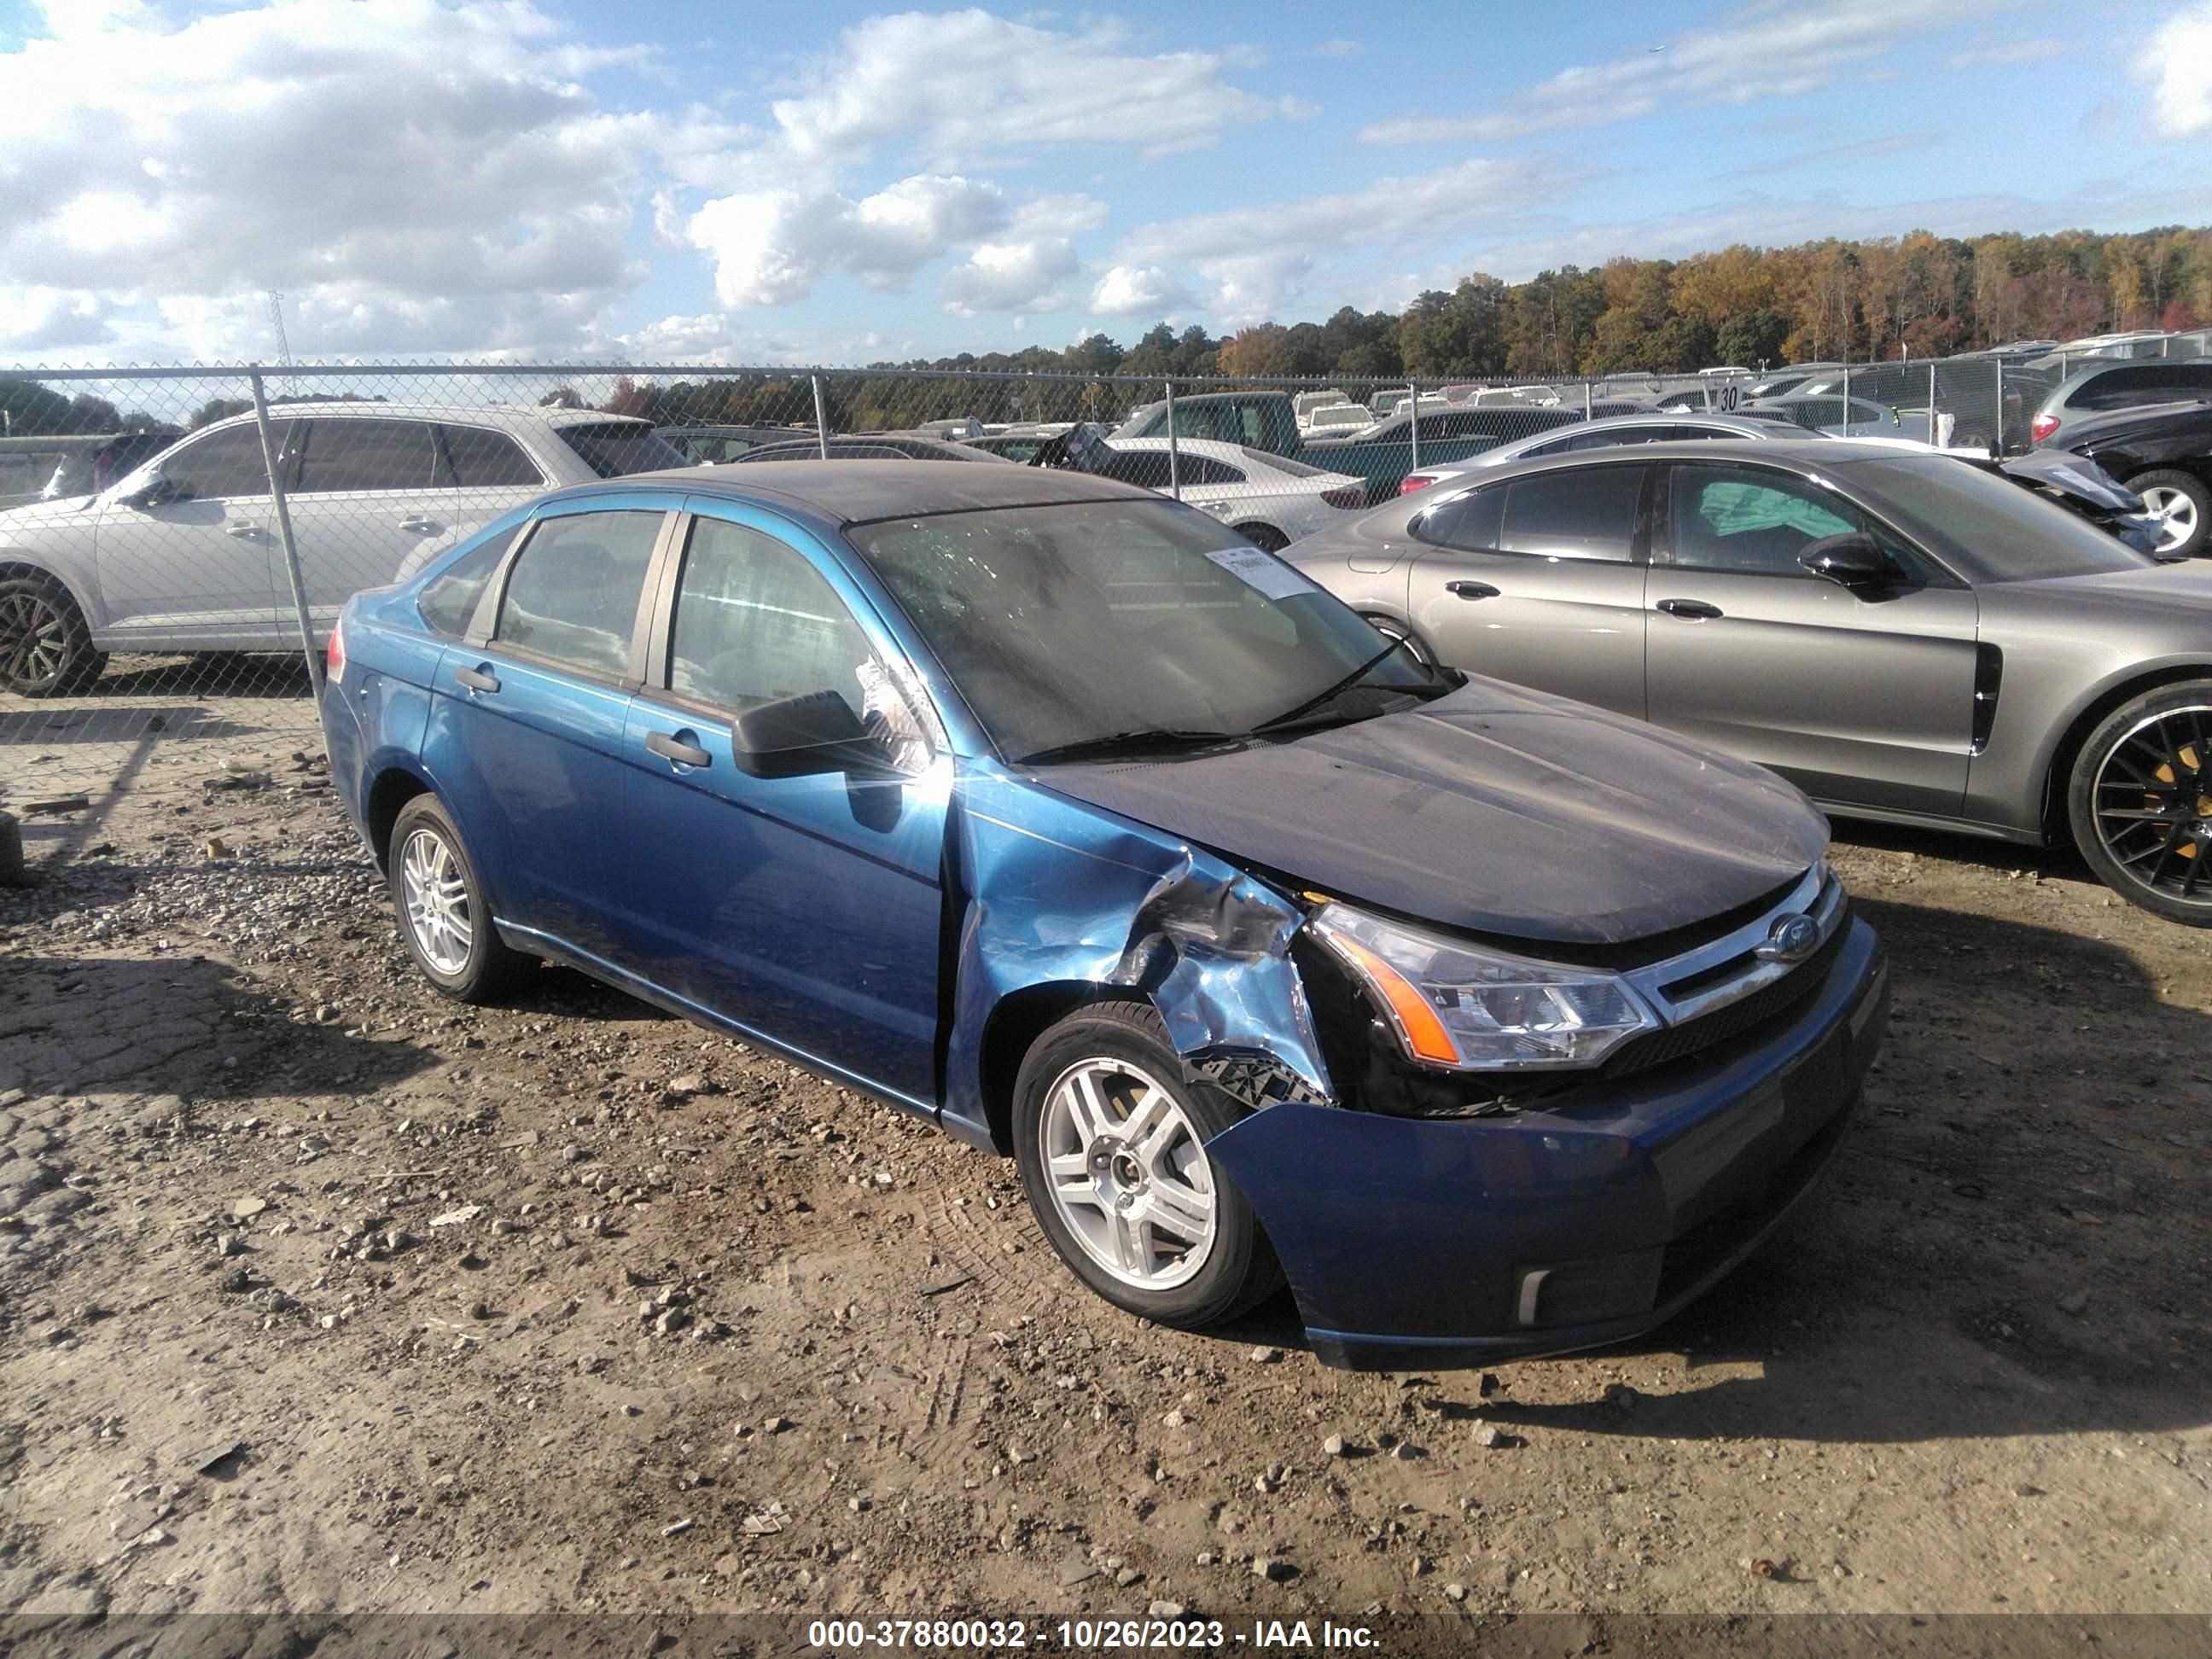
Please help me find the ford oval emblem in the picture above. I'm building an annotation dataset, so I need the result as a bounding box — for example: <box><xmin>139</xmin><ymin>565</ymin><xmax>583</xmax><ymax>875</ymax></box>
<box><xmin>1755</xmin><ymin>913</ymin><xmax>1821</xmax><ymax>964</ymax></box>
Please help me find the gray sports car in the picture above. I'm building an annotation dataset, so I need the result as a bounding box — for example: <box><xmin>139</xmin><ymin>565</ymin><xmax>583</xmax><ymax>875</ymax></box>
<box><xmin>1289</xmin><ymin>439</ymin><xmax>2212</xmax><ymax>924</ymax></box>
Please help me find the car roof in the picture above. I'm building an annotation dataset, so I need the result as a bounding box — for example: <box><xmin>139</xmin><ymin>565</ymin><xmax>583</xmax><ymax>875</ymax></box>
<box><xmin>556</xmin><ymin>458</ymin><xmax>1158</xmax><ymax>526</ymax></box>
<box><xmin>1449</xmin><ymin>438</ymin><xmax>1915</xmax><ymax>483</ymax></box>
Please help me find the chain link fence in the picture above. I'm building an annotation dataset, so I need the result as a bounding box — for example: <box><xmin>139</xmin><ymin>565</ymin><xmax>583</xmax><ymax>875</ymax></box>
<box><xmin>0</xmin><ymin>347</ymin><xmax>2179</xmax><ymax>805</ymax></box>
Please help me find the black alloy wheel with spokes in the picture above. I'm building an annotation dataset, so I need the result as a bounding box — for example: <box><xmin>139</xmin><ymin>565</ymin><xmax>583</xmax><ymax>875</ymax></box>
<box><xmin>0</xmin><ymin>574</ymin><xmax>105</xmax><ymax>696</ymax></box>
<box><xmin>2069</xmin><ymin>683</ymin><xmax>2212</xmax><ymax>925</ymax></box>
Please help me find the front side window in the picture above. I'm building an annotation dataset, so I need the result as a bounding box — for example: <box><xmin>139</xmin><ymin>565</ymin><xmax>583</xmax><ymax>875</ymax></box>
<box><xmin>156</xmin><ymin>425</ymin><xmax>276</xmax><ymax>500</ymax></box>
<box><xmin>667</xmin><ymin>518</ymin><xmax>872</xmax><ymax>716</ymax></box>
<box><xmin>847</xmin><ymin>498</ymin><xmax>1432</xmax><ymax>763</ymax></box>
<box><xmin>1496</xmin><ymin>466</ymin><xmax>1644</xmax><ymax>562</ymax></box>
<box><xmin>291</xmin><ymin>419</ymin><xmax>443</xmax><ymax>494</ymax></box>
<box><xmin>1665</xmin><ymin>464</ymin><xmax>1866</xmax><ymax>577</ymax></box>
<box><xmin>495</xmin><ymin>509</ymin><xmax>664</xmax><ymax>678</ymax></box>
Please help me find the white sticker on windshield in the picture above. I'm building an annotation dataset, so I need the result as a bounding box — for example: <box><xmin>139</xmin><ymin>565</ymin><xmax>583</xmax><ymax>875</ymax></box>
<box><xmin>1204</xmin><ymin>544</ymin><xmax>1319</xmax><ymax>601</ymax></box>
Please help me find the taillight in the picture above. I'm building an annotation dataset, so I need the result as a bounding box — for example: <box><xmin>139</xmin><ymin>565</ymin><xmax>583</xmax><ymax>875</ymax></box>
<box><xmin>326</xmin><ymin>615</ymin><xmax>346</xmax><ymax>684</ymax></box>
<box><xmin>1322</xmin><ymin>485</ymin><xmax>1367</xmax><ymax>509</ymax></box>
<box><xmin>2030</xmin><ymin>413</ymin><xmax>2058</xmax><ymax>444</ymax></box>
<box><xmin>1397</xmin><ymin>473</ymin><xmax>1441</xmax><ymax>496</ymax></box>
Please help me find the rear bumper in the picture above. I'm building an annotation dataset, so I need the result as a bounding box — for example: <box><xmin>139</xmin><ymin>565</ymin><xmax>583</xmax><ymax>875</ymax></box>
<box><xmin>1206</xmin><ymin>918</ymin><xmax>1889</xmax><ymax>1369</ymax></box>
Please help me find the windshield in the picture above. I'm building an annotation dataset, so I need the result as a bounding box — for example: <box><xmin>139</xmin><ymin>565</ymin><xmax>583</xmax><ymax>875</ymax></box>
<box><xmin>556</xmin><ymin>422</ymin><xmax>688</xmax><ymax>479</ymax></box>
<box><xmin>845</xmin><ymin>499</ymin><xmax>1435</xmax><ymax>762</ymax></box>
<box><xmin>1835</xmin><ymin>454</ymin><xmax>2159</xmax><ymax>581</ymax></box>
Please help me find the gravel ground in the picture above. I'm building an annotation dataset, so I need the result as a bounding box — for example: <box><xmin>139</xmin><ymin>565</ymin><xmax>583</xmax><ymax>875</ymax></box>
<box><xmin>0</xmin><ymin>709</ymin><xmax>2208</xmax><ymax>1630</ymax></box>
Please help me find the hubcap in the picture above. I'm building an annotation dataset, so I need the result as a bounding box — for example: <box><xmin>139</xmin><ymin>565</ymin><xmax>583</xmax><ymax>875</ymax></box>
<box><xmin>1040</xmin><ymin>1057</ymin><xmax>1217</xmax><ymax>1289</ymax></box>
<box><xmin>2092</xmin><ymin>706</ymin><xmax>2212</xmax><ymax>908</ymax></box>
<box><xmin>399</xmin><ymin>827</ymin><xmax>474</xmax><ymax>975</ymax></box>
<box><xmin>0</xmin><ymin>590</ymin><xmax>69</xmax><ymax>689</ymax></box>
<box><xmin>2139</xmin><ymin>486</ymin><xmax>2198</xmax><ymax>555</ymax></box>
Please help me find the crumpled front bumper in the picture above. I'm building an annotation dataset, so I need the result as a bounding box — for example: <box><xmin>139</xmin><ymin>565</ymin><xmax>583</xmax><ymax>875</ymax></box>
<box><xmin>1205</xmin><ymin>917</ymin><xmax>1889</xmax><ymax>1369</ymax></box>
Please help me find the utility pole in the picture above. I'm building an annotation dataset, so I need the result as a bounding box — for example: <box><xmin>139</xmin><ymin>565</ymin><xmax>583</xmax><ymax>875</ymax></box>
<box><xmin>265</xmin><ymin>291</ymin><xmax>296</xmax><ymax>396</ymax></box>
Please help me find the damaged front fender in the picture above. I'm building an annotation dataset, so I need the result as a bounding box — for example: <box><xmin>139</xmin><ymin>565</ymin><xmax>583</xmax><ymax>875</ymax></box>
<box><xmin>939</xmin><ymin>768</ymin><xmax>1334</xmax><ymax>1150</ymax></box>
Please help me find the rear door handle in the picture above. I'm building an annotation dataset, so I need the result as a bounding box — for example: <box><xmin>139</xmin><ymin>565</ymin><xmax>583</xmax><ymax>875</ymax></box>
<box><xmin>454</xmin><ymin>664</ymin><xmax>500</xmax><ymax>694</ymax></box>
<box><xmin>399</xmin><ymin>516</ymin><xmax>439</xmax><ymax>534</ymax></box>
<box><xmin>224</xmin><ymin>523</ymin><xmax>264</xmax><ymax>539</ymax></box>
<box><xmin>1445</xmin><ymin>580</ymin><xmax>1500</xmax><ymax>600</ymax></box>
<box><xmin>1655</xmin><ymin>597</ymin><xmax>1724</xmax><ymax>620</ymax></box>
<box><xmin>646</xmin><ymin>729</ymin><xmax>711</xmax><ymax>769</ymax></box>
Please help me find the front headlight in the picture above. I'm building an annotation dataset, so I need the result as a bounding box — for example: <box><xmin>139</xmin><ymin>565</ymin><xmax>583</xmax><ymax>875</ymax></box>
<box><xmin>1310</xmin><ymin>903</ymin><xmax>1660</xmax><ymax>1073</ymax></box>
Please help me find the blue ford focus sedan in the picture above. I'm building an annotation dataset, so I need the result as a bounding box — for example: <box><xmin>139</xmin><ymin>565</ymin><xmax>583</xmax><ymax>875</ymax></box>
<box><xmin>320</xmin><ymin>462</ymin><xmax>1888</xmax><ymax>1367</ymax></box>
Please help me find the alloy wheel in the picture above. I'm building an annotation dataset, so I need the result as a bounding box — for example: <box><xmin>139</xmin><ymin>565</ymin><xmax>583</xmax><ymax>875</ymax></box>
<box><xmin>0</xmin><ymin>588</ymin><xmax>69</xmax><ymax>691</ymax></box>
<box><xmin>2139</xmin><ymin>484</ymin><xmax>2199</xmax><ymax>555</ymax></box>
<box><xmin>2091</xmin><ymin>705</ymin><xmax>2212</xmax><ymax>908</ymax></box>
<box><xmin>399</xmin><ymin>826</ymin><xmax>474</xmax><ymax>975</ymax></box>
<box><xmin>1039</xmin><ymin>1057</ymin><xmax>1217</xmax><ymax>1289</ymax></box>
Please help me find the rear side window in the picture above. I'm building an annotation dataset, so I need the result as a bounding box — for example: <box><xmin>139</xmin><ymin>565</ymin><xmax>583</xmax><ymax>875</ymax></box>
<box><xmin>440</xmin><ymin>426</ymin><xmax>544</xmax><ymax>488</ymax></box>
<box><xmin>667</xmin><ymin>518</ymin><xmax>872</xmax><ymax>715</ymax></box>
<box><xmin>1414</xmin><ymin>486</ymin><xmax>1505</xmax><ymax>551</ymax></box>
<box><xmin>417</xmin><ymin>527</ymin><xmax>519</xmax><ymax>637</ymax></box>
<box><xmin>292</xmin><ymin>419</ymin><xmax>442</xmax><ymax>493</ymax></box>
<box><xmin>1498</xmin><ymin>467</ymin><xmax>1644</xmax><ymax>562</ymax></box>
<box><xmin>2078</xmin><ymin>364</ymin><xmax>2212</xmax><ymax>409</ymax></box>
<box><xmin>556</xmin><ymin>423</ymin><xmax>688</xmax><ymax>479</ymax></box>
<box><xmin>495</xmin><ymin>509</ymin><xmax>665</xmax><ymax>679</ymax></box>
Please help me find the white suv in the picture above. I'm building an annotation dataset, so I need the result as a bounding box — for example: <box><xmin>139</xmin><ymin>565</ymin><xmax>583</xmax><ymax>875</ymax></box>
<box><xmin>0</xmin><ymin>402</ymin><xmax>684</xmax><ymax>695</ymax></box>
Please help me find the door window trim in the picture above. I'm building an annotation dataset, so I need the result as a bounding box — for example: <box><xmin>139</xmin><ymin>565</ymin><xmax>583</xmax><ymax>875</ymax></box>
<box><xmin>463</xmin><ymin>504</ymin><xmax>680</xmax><ymax>690</ymax></box>
<box><xmin>434</xmin><ymin>421</ymin><xmax>550</xmax><ymax>489</ymax></box>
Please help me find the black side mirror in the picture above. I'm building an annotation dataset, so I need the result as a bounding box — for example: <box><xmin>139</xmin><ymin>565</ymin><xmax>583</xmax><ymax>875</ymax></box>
<box><xmin>1798</xmin><ymin>533</ymin><xmax>1891</xmax><ymax>591</ymax></box>
<box><xmin>731</xmin><ymin>690</ymin><xmax>891</xmax><ymax>779</ymax></box>
<box><xmin>118</xmin><ymin>468</ymin><xmax>177</xmax><ymax>509</ymax></box>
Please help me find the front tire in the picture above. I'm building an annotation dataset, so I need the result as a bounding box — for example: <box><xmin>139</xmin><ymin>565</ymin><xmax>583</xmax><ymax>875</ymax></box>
<box><xmin>2067</xmin><ymin>681</ymin><xmax>2212</xmax><ymax>925</ymax></box>
<box><xmin>387</xmin><ymin>795</ymin><xmax>534</xmax><ymax>1000</ymax></box>
<box><xmin>2128</xmin><ymin>469</ymin><xmax>2209</xmax><ymax>558</ymax></box>
<box><xmin>1012</xmin><ymin>1000</ymin><xmax>1281</xmax><ymax>1329</ymax></box>
<box><xmin>0</xmin><ymin>575</ymin><xmax>105</xmax><ymax>696</ymax></box>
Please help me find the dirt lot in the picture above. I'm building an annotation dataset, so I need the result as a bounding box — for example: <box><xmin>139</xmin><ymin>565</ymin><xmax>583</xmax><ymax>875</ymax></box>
<box><xmin>1</xmin><ymin>688</ymin><xmax>2209</xmax><ymax>1633</ymax></box>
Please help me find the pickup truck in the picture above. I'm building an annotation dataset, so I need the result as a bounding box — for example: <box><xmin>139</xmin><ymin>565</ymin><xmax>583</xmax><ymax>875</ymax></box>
<box><xmin>1110</xmin><ymin>389</ymin><xmax>1633</xmax><ymax>501</ymax></box>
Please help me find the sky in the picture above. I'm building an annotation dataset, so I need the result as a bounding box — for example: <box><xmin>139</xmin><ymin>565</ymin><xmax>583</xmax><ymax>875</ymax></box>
<box><xmin>0</xmin><ymin>0</ymin><xmax>2208</xmax><ymax>366</ymax></box>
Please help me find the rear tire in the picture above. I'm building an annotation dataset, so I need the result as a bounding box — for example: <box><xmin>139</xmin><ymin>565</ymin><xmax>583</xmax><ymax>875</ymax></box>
<box><xmin>0</xmin><ymin>575</ymin><xmax>105</xmax><ymax>696</ymax></box>
<box><xmin>1012</xmin><ymin>999</ymin><xmax>1282</xmax><ymax>1330</ymax></box>
<box><xmin>2067</xmin><ymin>679</ymin><xmax>2212</xmax><ymax>926</ymax></box>
<box><xmin>1232</xmin><ymin>522</ymin><xmax>1288</xmax><ymax>553</ymax></box>
<box><xmin>2128</xmin><ymin>469</ymin><xmax>2209</xmax><ymax>558</ymax></box>
<box><xmin>387</xmin><ymin>795</ymin><xmax>535</xmax><ymax>1001</ymax></box>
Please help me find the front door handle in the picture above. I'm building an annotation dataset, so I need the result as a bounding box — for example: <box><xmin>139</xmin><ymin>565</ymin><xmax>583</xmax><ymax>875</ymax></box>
<box><xmin>454</xmin><ymin>664</ymin><xmax>500</xmax><ymax>694</ymax></box>
<box><xmin>646</xmin><ymin>729</ymin><xmax>711</xmax><ymax>769</ymax></box>
<box><xmin>1446</xmin><ymin>580</ymin><xmax>1500</xmax><ymax>600</ymax></box>
<box><xmin>224</xmin><ymin>523</ymin><xmax>264</xmax><ymax>539</ymax></box>
<box><xmin>398</xmin><ymin>516</ymin><xmax>439</xmax><ymax>534</ymax></box>
<box><xmin>1655</xmin><ymin>597</ymin><xmax>1724</xmax><ymax>620</ymax></box>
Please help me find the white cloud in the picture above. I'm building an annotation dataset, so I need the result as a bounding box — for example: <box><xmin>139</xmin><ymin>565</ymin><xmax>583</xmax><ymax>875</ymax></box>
<box><xmin>688</xmin><ymin>175</ymin><xmax>1008</xmax><ymax>307</ymax></box>
<box><xmin>940</xmin><ymin>195</ymin><xmax>1107</xmax><ymax>315</ymax></box>
<box><xmin>0</xmin><ymin>286</ymin><xmax>116</xmax><ymax>352</ymax></box>
<box><xmin>1090</xmin><ymin>265</ymin><xmax>1196</xmax><ymax>316</ymax></box>
<box><xmin>2133</xmin><ymin>3</ymin><xmax>2212</xmax><ymax>140</ymax></box>
<box><xmin>0</xmin><ymin>0</ymin><xmax>709</xmax><ymax>356</ymax></box>
<box><xmin>755</xmin><ymin>9</ymin><xmax>1287</xmax><ymax>167</ymax></box>
<box><xmin>1358</xmin><ymin>0</ymin><xmax>2014</xmax><ymax>143</ymax></box>
<box><xmin>1118</xmin><ymin>157</ymin><xmax>1567</xmax><ymax>323</ymax></box>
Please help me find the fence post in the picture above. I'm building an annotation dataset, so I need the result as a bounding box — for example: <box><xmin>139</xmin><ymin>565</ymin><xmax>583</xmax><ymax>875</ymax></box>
<box><xmin>1584</xmin><ymin>381</ymin><xmax>1592</xmax><ymax>421</ymax></box>
<box><xmin>1842</xmin><ymin>361</ymin><xmax>1851</xmax><ymax>417</ymax></box>
<box><xmin>1164</xmin><ymin>378</ymin><xmax>1180</xmax><ymax>502</ymax></box>
<box><xmin>1406</xmin><ymin>381</ymin><xmax>1420</xmax><ymax>474</ymax></box>
<box><xmin>248</xmin><ymin>370</ymin><xmax>323</xmax><ymax>701</ymax></box>
<box><xmin>810</xmin><ymin>373</ymin><xmax>831</xmax><ymax>459</ymax></box>
<box><xmin>1994</xmin><ymin>358</ymin><xmax>2005</xmax><ymax>451</ymax></box>
<box><xmin>1930</xmin><ymin>361</ymin><xmax>1939</xmax><ymax>445</ymax></box>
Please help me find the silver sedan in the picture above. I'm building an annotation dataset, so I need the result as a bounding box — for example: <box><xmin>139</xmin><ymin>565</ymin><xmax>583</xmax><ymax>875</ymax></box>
<box><xmin>1289</xmin><ymin>438</ymin><xmax>2212</xmax><ymax>924</ymax></box>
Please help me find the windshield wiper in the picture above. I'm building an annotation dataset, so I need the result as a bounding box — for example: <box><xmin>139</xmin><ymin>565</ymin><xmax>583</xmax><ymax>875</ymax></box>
<box><xmin>1018</xmin><ymin>727</ymin><xmax>1245</xmax><ymax>766</ymax></box>
<box><xmin>1248</xmin><ymin>643</ymin><xmax>1409</xmax><ymax>736</ymax></box>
